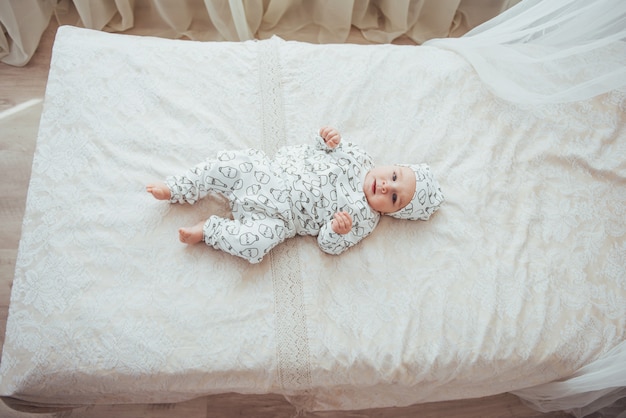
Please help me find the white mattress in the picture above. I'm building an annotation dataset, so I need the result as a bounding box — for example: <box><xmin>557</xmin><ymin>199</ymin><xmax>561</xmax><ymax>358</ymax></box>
<box><xmin>0</xmin><ymin>26</ymin><xmax>624</xmax><ymax>411</ymax></box>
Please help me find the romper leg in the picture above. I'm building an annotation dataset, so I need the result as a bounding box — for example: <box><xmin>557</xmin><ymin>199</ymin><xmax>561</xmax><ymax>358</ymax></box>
<box><xmin>169</xmin><ymin>149</ymin><xmax>294</xmax><ymax>263</ymax></box>
<box><xmin>166</xmin><ymin>151</ymin><xmax>253</xmax><ymax>205</ymax></box>
<box><xmin>203</xmin><ymin>215</ymin><xmax>287</xmax><ymax>264</ymax></box>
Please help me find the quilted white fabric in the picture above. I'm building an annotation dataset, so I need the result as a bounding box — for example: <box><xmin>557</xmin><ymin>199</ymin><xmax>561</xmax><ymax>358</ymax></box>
<box><xmin>0</xmin><ymin>26</ymin><xmax>624</xmax><ymax>412</ymax></box>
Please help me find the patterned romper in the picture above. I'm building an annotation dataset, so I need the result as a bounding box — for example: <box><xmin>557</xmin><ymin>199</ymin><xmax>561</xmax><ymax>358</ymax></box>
<box><xmin>166</xmin><ymin>136</ymin><xmax>380</xmax><ymax>263</ymax></box>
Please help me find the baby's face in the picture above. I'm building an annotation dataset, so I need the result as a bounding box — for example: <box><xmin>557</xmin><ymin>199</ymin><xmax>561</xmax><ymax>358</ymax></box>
<box><xmin>363</xmin><ymin>165</ymin><xmax>416</xmax><ymax>214</ymax></box>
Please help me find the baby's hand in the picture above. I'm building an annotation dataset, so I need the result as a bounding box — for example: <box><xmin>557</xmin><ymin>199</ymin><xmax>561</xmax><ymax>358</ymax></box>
<box><xmin>331</xmin><ymin>211</ymin><xmax>352</xmax><ymax>234</ymax></box>
<box><xmin>319</xmin><ymin>126</ymin><xmax>341</xmax><ymax>149</ymax></box>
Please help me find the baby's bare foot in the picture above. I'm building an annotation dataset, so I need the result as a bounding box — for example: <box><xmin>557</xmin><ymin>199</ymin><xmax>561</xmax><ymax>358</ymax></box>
<box><xmin>146</xmin><ymin>183</ymin><xmax>171</xmax><ymax>200</ymax></box>
<box><xmin>179</xmin><ymin>221</ymin><xmax>204</xmax><ymax>244</ymax></box>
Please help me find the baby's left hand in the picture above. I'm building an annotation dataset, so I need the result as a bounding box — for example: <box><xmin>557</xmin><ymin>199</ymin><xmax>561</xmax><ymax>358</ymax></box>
<box><xmin>331</xmin><ymin>211</ymin><xmax>352</xmax><ymax>234</ymax></box>
<box><xmin>320</xmin><ymin>126</ymin><xmax>341</xmax><ymax>149</ymax></box>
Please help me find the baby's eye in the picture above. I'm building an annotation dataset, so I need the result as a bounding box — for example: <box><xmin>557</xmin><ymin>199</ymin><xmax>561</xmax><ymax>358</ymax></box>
<box><xmin>392</xmin><ymin>172</ymin><xmax>397</xmax><ymax>181</ymax></box>
<box><xmin>392</xmin><ymin>193</ymin><xmax>397</xmax><ymax>204</ymax></box>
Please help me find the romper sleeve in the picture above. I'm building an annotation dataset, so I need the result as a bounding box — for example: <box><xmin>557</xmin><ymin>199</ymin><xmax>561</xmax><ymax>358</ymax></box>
<box><xmin>314</xmin><ymin>133</ymin><xmax>341</xmax><ymax>153</ymax></box>
<box><xmin>317</xmin><ymin>214</ymin><xmax>379</xmax><ymax>255</ymax></box>
<box><xmin>315</xmin><ymin>139</ymin><xmax>379</xmax><ymax>255</ymax></box>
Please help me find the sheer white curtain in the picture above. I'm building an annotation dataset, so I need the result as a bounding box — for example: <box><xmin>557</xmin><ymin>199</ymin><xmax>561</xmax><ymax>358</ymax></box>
<box><xmin>511</xmin><ymin>341</ymin><xmax>626</xmax><ymax>418</ymax></box>
<box><xmin>0</xmin><ymin>0</ymin><xmax>518</xmax><ymax>66</ymax></box>
<box><xmin>425</xmin><ymin>0</ymin><xmax>626</xmax><ymax>103</ymax></box>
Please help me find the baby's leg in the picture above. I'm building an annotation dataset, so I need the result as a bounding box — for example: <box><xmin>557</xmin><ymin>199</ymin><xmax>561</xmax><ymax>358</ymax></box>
<box><xmin>179</xmin><ymin>220</ymin><xmax>205</xmax><ymax>244</ymax></box>
<box><xmin>203</xmin><ymin>216</ymin><xmax>288</xmax><ymax>264</ymax></box>
<box><xmin>146</xmin><ymin>182</ymin><xmax>171</xmax><ymax>200</ymax></box>
<box><xmin>166</xmin><ymin>154</ymin><xmax>243</xmax><ymax>205</ymax></box>
<box><xmin>166</xmin><ymin>149</ymin><xmax>275</xmax><ymax>206</ymax></box>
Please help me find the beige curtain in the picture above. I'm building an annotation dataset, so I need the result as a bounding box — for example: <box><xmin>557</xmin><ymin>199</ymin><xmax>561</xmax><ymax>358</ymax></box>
<box><xmin>0</xmin><ymin>0</ymin><xmax>55</xmax><ymax>66</ymax></box>
<box><xmin>0</xmin><ymin>0</ymin><xmax>520</xmax><ymax>66</ymax></box>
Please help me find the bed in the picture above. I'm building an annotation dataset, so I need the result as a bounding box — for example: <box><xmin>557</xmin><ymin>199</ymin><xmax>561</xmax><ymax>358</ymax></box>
<box><xmin>1</xmin><ymin>2</ymin><xmax>625</xmax><ymax>416</ymax></box>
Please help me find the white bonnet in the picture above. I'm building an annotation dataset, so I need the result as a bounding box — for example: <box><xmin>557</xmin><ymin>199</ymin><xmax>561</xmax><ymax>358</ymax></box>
<box><xmin>389</xmin><ymin>164</ymin><xmax>444</xmax><ymax>220</ymax></box>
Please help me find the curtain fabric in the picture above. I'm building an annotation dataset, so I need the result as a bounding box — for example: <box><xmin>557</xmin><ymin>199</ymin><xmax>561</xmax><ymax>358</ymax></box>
<box><xmin>0</xmin><ymin>0</ymin><xmax>55</xmax><ymax>66</ymax></box>
<box><xmin>511</xmin><ymin>341</ymin><xmax>626</xmax><ymax>418</ymax></box>
<box><xmin>0</xmin><ymin>0</ymin><xmax>518</xmax><ymax>66</ymax></box>
<box><xmin>424</xmin><ymin>0</ymin><xmax>626</xmax><ymax>103</ymax></box>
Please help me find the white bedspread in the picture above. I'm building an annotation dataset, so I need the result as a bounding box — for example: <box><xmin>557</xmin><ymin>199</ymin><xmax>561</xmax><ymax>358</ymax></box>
<box><xmin>1</xmin><ymin>26</ymin><xmax>625</xmax><ymax>411</ymax></box>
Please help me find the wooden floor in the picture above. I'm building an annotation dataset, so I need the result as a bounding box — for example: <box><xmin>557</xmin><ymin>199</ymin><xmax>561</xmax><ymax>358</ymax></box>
<box><xmin>0</xmin><ymin>20</ymin><xmax>573</xmax><ymax>418</ymax></box>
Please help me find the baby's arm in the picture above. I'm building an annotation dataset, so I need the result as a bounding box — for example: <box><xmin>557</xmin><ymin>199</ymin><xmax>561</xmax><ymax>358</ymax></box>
<box><xmin>318</xmin><ymin>212</ymin><xmax>376</xmax><ymax>255</ymax></box>
<box><xmin>319</xmin><ymin>126</ymin><xmax>341</xmax><ymax>149</ymax></box>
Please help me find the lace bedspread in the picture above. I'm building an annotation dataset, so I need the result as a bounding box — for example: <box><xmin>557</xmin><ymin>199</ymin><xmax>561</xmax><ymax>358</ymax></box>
<box><xmin>0</xmin><ymin>26</ymin><xmax>624</xmax><ymax>411</ymax></box>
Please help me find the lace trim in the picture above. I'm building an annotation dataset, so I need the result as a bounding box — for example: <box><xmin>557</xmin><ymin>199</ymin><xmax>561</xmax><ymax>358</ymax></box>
<box><xmin>259</xmin><ymin>37</ymin><xmax>288</xmax><ymax>157</ymax></box>
<box><xmin>259</xmin><ymin>37</ymin><xmax>312</xmax><ymax>391</ymax></box>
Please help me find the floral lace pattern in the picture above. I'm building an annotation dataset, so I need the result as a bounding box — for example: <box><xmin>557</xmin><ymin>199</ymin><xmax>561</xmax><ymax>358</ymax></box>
<box><xmin>0</xmin><ymin>27</ymin><xmax>624</xmax><ymax>412</ymax></box>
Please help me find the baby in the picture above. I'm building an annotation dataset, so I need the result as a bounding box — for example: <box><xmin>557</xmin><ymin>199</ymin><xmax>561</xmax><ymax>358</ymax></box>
<box><xmin>147</xmin><ymin>127</ymin><xmax>444</xmax><ymax>263</ymax></box>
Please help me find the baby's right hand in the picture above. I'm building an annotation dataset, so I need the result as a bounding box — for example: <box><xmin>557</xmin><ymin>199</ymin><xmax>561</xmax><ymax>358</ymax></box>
<box><xmin>331</xmin><ymin>211</ymin><xmax>352</xmax><ymax>234</ymax></box>
<box><xmin>320</xmin><ymin>126</ymin><xmax>341</xmax><ymax>149</ymax></box>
